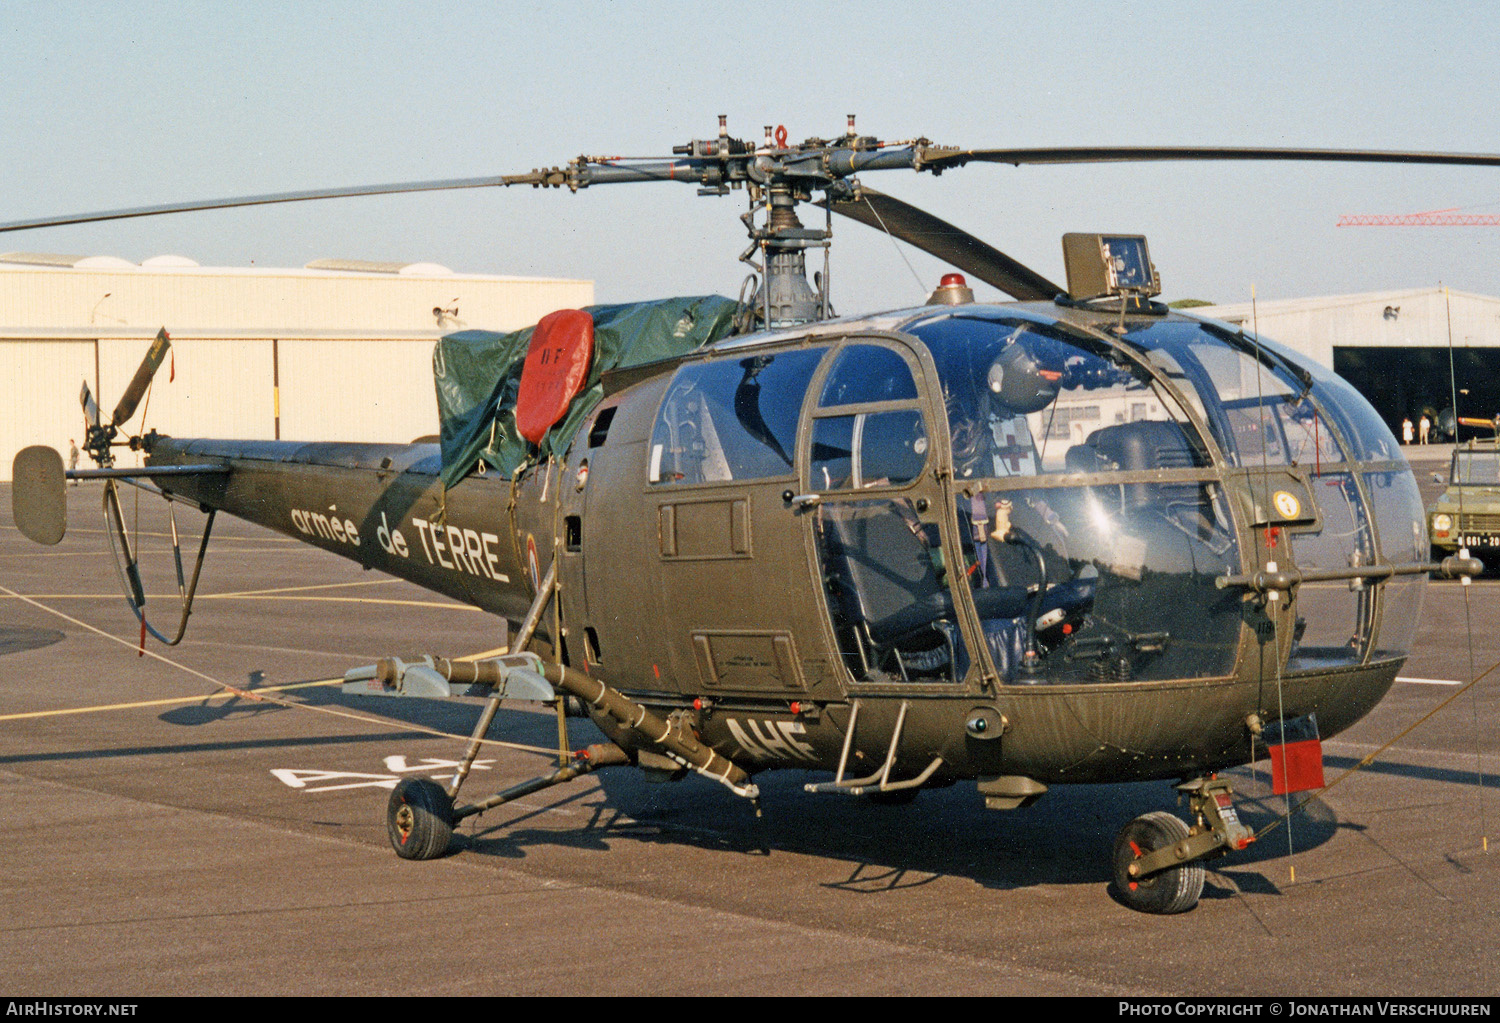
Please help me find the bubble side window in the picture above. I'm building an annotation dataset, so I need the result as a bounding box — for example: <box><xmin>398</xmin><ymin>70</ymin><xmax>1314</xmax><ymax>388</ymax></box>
<box><xmin>810</xmin><ymin>343</ymin><xmax>930</xmax><ymax>492</ymax></box>
<box><xmin>647</xmin><ymin>348</ymin><xmax>824</xmax><ymax>486</ymax></box>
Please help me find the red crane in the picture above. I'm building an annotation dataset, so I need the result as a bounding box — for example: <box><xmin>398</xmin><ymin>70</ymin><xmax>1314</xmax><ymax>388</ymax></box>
<box><xmin>1337</xmin><ymin>208</ymin><xmax>1500</xmax><ymax>226</ymax></box>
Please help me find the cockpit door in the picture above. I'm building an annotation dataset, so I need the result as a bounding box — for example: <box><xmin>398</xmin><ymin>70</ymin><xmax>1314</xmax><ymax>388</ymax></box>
<box><xmin>801</xmin><ymin>339</ymin><xmax>981</xmax><ymax>691</ymax></box>
<box><xmin>645</xmin><ymin>346</ymin><xmax>839</xmax><ymax>699</ymax></box>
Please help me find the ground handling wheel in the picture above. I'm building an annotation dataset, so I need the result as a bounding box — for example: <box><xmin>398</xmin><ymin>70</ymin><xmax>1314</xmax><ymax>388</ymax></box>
<box><xmin>387</xmin><ymin>778</ymin><xmax>455</xmax><ymax>860</ymax></box>
<box><xmin>1111</xmin><ymin>811</ymin><xmax>1205</xmax><ymax>914</ymax></box>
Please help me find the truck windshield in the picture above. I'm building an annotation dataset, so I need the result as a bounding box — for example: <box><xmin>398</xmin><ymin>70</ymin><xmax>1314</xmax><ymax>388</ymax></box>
<box><xmin>1453</xmin><ymin>450</ymin><xmax>1500</xmax><ymax>484</ymax></box>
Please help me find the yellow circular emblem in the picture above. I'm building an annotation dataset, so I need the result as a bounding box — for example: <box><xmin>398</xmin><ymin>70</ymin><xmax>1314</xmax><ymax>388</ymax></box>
<box><xmin>1273</xmin><ymin>490</ymin><xmax>1301</xmax><ymax>519</ymax></box>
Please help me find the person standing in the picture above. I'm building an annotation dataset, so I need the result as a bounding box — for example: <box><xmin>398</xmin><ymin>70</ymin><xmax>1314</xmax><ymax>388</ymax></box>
<box><xmin>67</xmin><ymin>439</ymin><xmax>79</xmax><ymax>485</ymax></box>
<box><xmin>1402</xmin><ymin>417</ymin><xmax>1414</xmax><ymax>445</ymax></box>
<box><xmin>1419</xmin><ymin>414</ymin><xmax>1431</xmax><ymax>444</ymax></box>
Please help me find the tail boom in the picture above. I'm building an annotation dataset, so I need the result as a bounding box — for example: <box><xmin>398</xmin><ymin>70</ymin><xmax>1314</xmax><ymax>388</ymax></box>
<box><xmin>146</xmin><ymin>436</ymin><xmax>542</xmax><ymax>622</ymax></box>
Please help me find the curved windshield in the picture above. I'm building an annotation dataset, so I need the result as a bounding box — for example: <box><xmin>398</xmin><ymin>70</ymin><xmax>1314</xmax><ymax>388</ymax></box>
<box><xmin>804</xmin><ymin>341</ymin><xmax>967</xmax><ymax>685</ymax></box>
<box><xmin>1125</xmin><ymin>320</ymin><xmax>1359</xmax><ymax>469</ymax></box>
<box><xmin>1451</xmin><ymin>448</ymin><xmax>1500</xmax><ymax>484</ymax></box>
<box><xmin>1250</xmin><ymin>331</ymin><xmax>1403</xmax><ymax>462</ymax></box>
<box><xmin>910</xmin><ymin>312</ymin><xmax>1209</xmax><ymax>479</ymax></box>
<box><xmin>907</xmin><ymin>313</ymin><xmax>1239</xmax><ymax>685</ymax></box>
<box><xmin>809</xmin><ymin>343</ymin><xmax>929</xmax><ymax>490</ymax></box>
<box><xmin>1366</xmin><ymin>469</ymin><xmax>1427</xmax><ymax>660</ymax></box>
<box><xmin>906</xmin><ymin>310</ymin><xmax>1423</xmax><ymax>684</ymax></box>
<box><xmin>1126</xmin><ymin>316</ymin><xmax>1420</xmax><ymax>673</ymax></box>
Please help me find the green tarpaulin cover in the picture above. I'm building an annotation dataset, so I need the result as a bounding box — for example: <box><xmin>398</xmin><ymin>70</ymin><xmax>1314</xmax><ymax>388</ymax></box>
<box><xmin>434</xmin><ymin>295</ymin><xmax>739</xmax><ymax>488</ymax></box>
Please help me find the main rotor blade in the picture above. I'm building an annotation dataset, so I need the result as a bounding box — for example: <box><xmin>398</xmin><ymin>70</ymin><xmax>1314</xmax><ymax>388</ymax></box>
<box><xmin>823</xmin><ymin>188</ymin><xmax>1063</xmax><ymax>300</ymax></box>
<box><xmin>927</xmin><ymin>145</ymin><xmax>1500</xmax><ymax>169</ymax></box>
<box><xmin>0</xmin><ymin>174</ymin><xmax>545</xmax><ymax>235</ymax></box>
<box><xmin>111</xmin><ymin>329</ymin><xmax>171</xmax><ymax>426</ymax></box>
<box><xmin>0</xmin><ymin>159</ymin><xmax>726</xmax><ymax>235</ymax></box>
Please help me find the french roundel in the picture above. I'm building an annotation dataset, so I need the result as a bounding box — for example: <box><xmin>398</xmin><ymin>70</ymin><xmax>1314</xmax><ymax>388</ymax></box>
<box><xmin>515</xmin><ymin>309</ymin><xmax>594</xmax><ymax>445</ymax></box>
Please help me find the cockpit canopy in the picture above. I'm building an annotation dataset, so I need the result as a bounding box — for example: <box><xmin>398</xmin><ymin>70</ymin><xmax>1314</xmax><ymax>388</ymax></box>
<box><xmin>651</xmin><ymin>302</ymin><xmax>1421</xmax><ymax>687</ymax></box>
<box><xmin>901</xmin><ymin>307</ymin><xmax>1402</xmax><ymax>476</ymax></box>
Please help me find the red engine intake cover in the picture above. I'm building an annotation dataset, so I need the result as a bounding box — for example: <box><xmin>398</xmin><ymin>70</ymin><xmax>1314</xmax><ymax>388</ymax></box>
<box><xmin>515</xmin><ymin>309</ymin><xmax>594</xmax><ymax>446</ymax></box>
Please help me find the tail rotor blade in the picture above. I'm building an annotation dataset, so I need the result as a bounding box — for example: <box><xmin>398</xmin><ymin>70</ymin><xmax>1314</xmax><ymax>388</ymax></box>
<box><xmin>80</xmin><ymin>381</ymin><xmax>100</xmax><ymax>431</ymax></box>
<box><xmin>111</xmin><ymin>329</ymin><xmax>171</xmax><ymax>426</ymax></box>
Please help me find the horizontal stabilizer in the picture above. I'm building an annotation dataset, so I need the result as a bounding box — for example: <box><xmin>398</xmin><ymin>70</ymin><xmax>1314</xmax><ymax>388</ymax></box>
<box><xmin>12</xmin><ymin>446</ymin><xmax>67</xmax><ymax>545</ymax></box>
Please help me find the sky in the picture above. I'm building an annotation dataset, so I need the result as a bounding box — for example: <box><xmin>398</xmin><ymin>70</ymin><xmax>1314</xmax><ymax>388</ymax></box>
<box><xmin>5</xmin><ymin>1</ymin><xmax>1500</xmax><ymax>314</ymax></box>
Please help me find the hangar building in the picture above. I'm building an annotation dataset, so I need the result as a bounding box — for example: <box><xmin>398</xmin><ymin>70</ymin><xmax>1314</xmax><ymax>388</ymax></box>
<box><xmin>0</xmin><ymin>253</ymin><xmax>592</xmax><ymax>480</ymax></box>
<box><xmin>1194</xmin><ymin>286</ymin><xmax>1500</xmax><ymax>438</ymax></box>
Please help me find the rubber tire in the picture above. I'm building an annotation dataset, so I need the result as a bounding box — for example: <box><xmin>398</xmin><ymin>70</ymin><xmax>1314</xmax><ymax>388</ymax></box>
<box><xmin>387</xmin><ymin>778</ymin><xmax>455</xmax><ymax>860</ymax></box>
<box><xmin>1112</xmin><ymin>811</ymin><xmax>1205</xmax><ymax>915</ymax></box>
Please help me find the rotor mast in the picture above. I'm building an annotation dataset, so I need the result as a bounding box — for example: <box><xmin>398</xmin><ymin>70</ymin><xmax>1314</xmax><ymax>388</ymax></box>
<box><xmin>720</xmin><ymin>116</ymin><xmax>867</xmax><ymax>328</ymax></box>
<box><xmin>585</xmin><ymin>114</ymin><xmax>913</xmax><ymax>328</ymax></box>
<box><xmin>743</xmin><ymin>156</ymin><xmax>828</xmax><ymax>329</ymax></box>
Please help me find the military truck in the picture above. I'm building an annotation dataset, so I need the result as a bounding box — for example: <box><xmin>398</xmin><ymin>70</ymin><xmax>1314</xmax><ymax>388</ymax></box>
<box><xmin>1429</xmin><ymin>438</ymin><xmax>1500</xmax><ymax>570</ymax></box>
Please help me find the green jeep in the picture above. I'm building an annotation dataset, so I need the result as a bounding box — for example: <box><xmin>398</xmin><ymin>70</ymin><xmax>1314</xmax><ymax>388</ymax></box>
<box><xmin>1429</xmin><ymin>440</ymin><xmax>1500</xmax><ymax>567</ymax></box>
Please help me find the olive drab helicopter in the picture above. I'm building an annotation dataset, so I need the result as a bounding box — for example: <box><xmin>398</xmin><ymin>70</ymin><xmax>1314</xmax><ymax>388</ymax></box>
<box><xmin>8</xmin><ymin>118</ymin><xmax>1498</xmax><ymax>914</ymax></box>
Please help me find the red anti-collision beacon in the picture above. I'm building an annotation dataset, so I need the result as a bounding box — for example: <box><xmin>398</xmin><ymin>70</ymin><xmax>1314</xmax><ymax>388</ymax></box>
<box><xmin>926</xmin><ymin>273</ymin><xmax>975</xmax><ymax>306</ymax></box>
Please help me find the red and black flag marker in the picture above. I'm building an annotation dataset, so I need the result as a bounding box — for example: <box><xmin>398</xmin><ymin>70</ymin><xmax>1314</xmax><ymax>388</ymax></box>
<box><xmin>1264</xmin><ymin>713</ymin><xmax>1325</xmax><ymax>795</ymax></box>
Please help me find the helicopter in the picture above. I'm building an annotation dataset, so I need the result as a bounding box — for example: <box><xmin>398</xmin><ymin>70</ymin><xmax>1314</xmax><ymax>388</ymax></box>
<box><xmin>7</xmin><ymin>118</ymin><xmax>1497</xmax><ymax>914</ymax></box>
